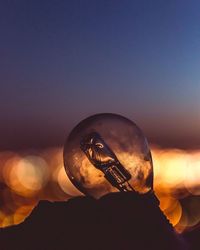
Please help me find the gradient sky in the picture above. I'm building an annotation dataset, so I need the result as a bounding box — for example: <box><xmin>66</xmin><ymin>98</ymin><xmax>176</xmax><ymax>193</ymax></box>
<box><xmin>0</xmin><ymin>0</ymin><xmax>200</xmax><ymax>150</ymax></box>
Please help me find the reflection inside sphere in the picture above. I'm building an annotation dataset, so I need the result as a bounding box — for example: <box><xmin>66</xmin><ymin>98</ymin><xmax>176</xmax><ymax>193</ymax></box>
<box><xmin>64</xmin><ymin>113</ymin><xmax>153</xmax><ymax>198</ymax></box>
<box><xmin>80</xmin><ymin>132</ymin><xmax>133</xmax><ymax>192</ymax></box>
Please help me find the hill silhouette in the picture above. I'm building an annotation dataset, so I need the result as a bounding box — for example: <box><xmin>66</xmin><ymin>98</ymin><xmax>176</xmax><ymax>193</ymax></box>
<box><xmin>183</xmin><ymin>226</ymin><xmax>200</xmax><ymax>250</ymax></box>
<box><xmin>0</xmin><ymin>192</ymin><xmax>188</xmax><ymax>250</ymax></box>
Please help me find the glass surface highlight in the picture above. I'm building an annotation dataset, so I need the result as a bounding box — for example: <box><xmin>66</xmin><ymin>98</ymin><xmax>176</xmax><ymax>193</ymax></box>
<box><xmin>64</xmin><ymin>113</ymin><xmax>153</xmax><ymax>198</ymax></box>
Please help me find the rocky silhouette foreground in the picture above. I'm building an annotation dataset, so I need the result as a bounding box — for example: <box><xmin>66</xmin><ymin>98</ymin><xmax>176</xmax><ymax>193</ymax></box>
<box><xmin>0</xmin><ymin>192</ymin><xmax>190</xmax><ymax>250</ymax></box>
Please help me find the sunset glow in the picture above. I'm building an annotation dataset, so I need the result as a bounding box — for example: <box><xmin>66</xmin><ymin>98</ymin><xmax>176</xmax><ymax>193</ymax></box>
<box><xmin>0</xmin><ymin>146</ymin><xmax>200</xmax><ymax>232</ymax></box>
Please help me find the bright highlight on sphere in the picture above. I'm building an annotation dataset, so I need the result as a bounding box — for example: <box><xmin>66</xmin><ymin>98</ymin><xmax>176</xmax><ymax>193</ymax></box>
<box><xmin>64</xmin><ymin>113</ymin><xmax>153</xmax><ymax>198</ymax></box>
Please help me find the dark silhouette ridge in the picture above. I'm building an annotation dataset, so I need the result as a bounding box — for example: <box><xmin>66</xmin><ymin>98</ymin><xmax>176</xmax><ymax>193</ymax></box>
<box><xmin>0</xmin><ymin>192</ymin><xmax>188</xmax><ymax>250</ymax></box>
<box><xmin>184</xmin><ymin>227</ymin><xmax>200</xmax><ymax>250</ymax></box>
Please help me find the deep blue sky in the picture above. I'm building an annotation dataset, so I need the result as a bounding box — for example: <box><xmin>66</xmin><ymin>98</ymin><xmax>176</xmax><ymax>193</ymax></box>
<box><xmin>0</xmin><ymin>0</ymin><xmax>199</xmax><ymax>149</ymax></box>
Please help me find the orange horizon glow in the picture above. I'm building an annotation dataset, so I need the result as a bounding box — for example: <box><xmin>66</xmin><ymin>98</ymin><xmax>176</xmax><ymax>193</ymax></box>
<box><xmin>0</xmin><ymin>146</ymin><xmax>200</xmax><ymax>232</ymax></box>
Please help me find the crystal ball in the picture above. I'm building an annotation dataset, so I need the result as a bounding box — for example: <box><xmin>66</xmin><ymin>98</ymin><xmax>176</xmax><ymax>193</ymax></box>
<box><xmin>63</xmin><ymin>113</ymin><xmax>153</xmax><ymax>198</ymax></box>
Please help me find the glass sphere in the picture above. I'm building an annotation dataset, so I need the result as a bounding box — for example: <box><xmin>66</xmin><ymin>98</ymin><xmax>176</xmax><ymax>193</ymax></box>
<box><xmin>64</xmin><ymin>113</ymin><xmax>153</xmax><ymax>198</ymax></box>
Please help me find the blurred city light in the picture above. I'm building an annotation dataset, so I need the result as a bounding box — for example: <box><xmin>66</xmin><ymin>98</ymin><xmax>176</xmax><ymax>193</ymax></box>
<box><xmin>0</xmin><ymin>146</ymin><xmax>200</xmax><ymax>232</ymax></box>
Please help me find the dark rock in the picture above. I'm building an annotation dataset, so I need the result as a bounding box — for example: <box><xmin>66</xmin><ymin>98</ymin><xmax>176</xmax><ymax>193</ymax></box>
<box><xmin>0</xmin><ymin>192</ymin><xmax>189</xmax><ymax>250</ymax></box>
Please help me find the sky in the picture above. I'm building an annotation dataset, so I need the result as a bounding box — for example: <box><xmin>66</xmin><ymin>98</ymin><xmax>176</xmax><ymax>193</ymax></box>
<box><xmin>0</xmin><ymin>0</ymin><xmax>200</xmax><ymax>150</ymax></box>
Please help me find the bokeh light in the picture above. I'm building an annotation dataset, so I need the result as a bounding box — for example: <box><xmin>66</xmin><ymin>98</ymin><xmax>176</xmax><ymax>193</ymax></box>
<box><xmin>57</xmin><ymin>167</ymin><xmax>83</xmax><ymax>196</ymax></box>
<box><xmin>3</xmin><ymin>155</ymin><xmax>49</xmax><ymax>197</ymax></box>
<box><xmin>0</xmin><ymin>146</ymin><xmax>200</xmax><ymax>232</ymax></box>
